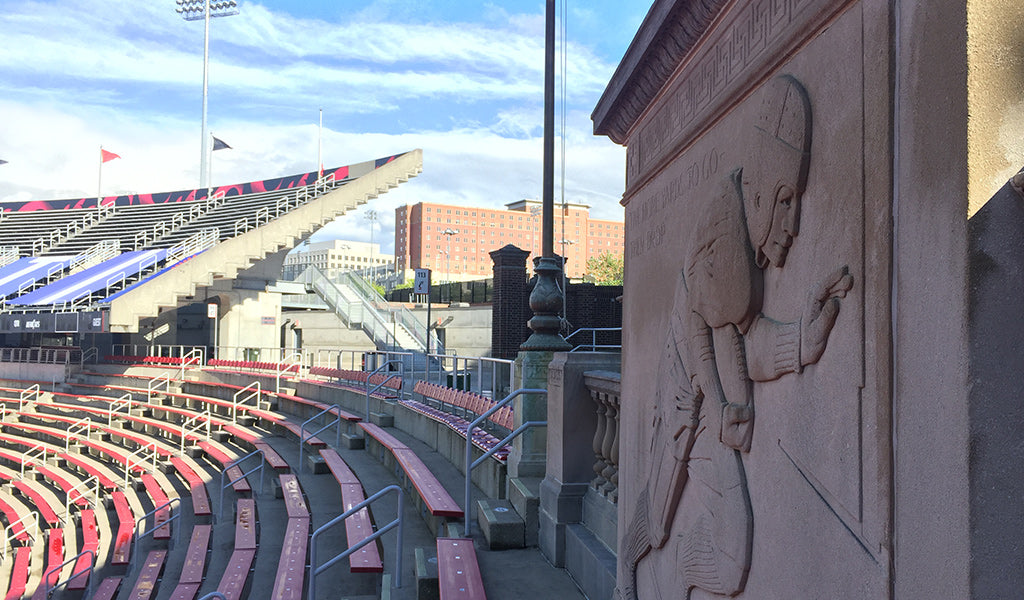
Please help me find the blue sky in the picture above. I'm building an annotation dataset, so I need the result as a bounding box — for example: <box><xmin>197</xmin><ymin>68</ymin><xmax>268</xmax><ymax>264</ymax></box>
<box><xmin>0</xmin><ymin>0</ymin><xmax>649</xmax><ymax>253</ymax></box>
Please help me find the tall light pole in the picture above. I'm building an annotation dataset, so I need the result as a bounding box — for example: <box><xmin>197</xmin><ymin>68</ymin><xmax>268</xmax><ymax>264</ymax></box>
<box><xmin>442</xmin><ymin>228</ymin><xmax>458</xmax><ymax>284</ymax></box>
<box><xmin>522</xmin><ymin>0</ymin><xmax>570</xmax><ymax>351</ymax></box>
<box><xmin>365</xmin><ymin>210</ymin><xmax>378</xmax><ymax>281</ymax></box>
<box><xmin>176</xmin><ymin>0</ymin><xmax>238</xmax><ymax>195</ymax></box>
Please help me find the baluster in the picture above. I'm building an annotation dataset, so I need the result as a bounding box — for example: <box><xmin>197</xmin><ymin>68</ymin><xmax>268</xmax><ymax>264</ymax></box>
<box><xmin>590</xmin><ymin>388</ymin><xmax>609</xmax><ymax>490</ymax></box>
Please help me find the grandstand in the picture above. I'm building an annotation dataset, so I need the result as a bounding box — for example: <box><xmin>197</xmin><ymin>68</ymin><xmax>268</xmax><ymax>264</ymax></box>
<box><xmin>0</xmin><ymin>151</ymin><xmax>421</xmax><ymax>335</ymax></box>
<box><xmin>0</xmin><ymin>148</ymin><xmax>597</xmax><ymax>600</ymax></box>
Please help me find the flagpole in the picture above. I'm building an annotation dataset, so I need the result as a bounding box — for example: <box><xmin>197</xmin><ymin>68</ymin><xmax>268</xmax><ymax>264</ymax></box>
<box><xmin>318</xmin><ymin>108</ymin><xmax>323</xmax><ymax>180</ymax></box>
<box><xmin>207</xmin><ymin>131</ymin><xmax>213</xmax><ymax>198</ymax></box>
<box><xmin>97</xmin><ymin>145</ymin><xmax>103</xmax><ymax>211</ymax></box>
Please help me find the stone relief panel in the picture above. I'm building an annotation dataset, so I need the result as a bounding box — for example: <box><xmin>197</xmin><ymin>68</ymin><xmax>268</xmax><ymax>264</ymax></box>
<box><xmin>616</xmin><ymin>7</ymin><xmax>888</xmax><ymax>597</ymax></box>
<box><xmin>618</xmin><ymin>74</ymin><xmax>852</xmax><ymax>600</ymax></box>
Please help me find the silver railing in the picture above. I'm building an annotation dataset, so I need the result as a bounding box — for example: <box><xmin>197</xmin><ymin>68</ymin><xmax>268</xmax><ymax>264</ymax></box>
<box><xmin>464</xmin><ymin>388</ymin><xmax>547</xmax><ymax>536</ymax></box>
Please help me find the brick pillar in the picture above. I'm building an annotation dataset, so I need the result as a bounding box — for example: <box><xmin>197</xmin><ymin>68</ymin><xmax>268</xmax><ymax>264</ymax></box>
<box><xmin>490</xmin><ymin>245</ymin><xmax>531</xmax><ymax>360</ymax></box>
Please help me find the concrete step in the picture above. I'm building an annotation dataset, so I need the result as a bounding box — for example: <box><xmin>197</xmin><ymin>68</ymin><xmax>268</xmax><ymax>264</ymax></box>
<box><xmin>477</xmin><ymin>499</ymin><xmax>525</xmax><ymax>550</ymax></box>
<box><xmin>414</xmin><ymin>547</ymin><xmax>439</xmax><ymax>600</ymax></box>
<box><xmin>508</xmin><ymin>477</ymin><xmax>542</xmax><ymax>547</ymax></box>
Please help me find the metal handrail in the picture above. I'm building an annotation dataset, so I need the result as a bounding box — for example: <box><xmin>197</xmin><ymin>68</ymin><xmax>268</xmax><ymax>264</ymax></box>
<box><xmin>299</xmin><ymin>406</ymin><xmax>342</xmax><ymax>473</ymax></box>
<box><xmin>19</xmin><ymin>384</ymin><xmax>40</xmax><ymax>412</ymax></box>
<box><xmin>124</xmin><ymin>442</ymin><xmax>157</xmax><ymax>490</ymax></box>
<box><xmin>80</xmin><ymin>346</ymin><xmax>98</xmax><ymax>366</ymax></box>
<box><xmin>276</xmin><ymin>351</ymin><xmax>302</xmax><ymax>393</ymax></box>
<box><xmin>108</xmin><ymin>393</ymin><xmax>132</xmax><ymax>426</ymax></box>
<box><xmin>464</xmin><ymin>388</ymin><xmax>548</xmax><ymax>536</ymax></box>
<box><xmin>179</xmin><ymin>347</ymin><xmax>204</xmax><ymax>380</ymax></box>
<box><xmin>1</xmin><ymin>511</ymin><xmax>38</xmax><ymax>563</ymax></box>
<box><xmin>308</xmin><ymin>484</ymin><xmax>405</xmax><ymax>600</ymax></box>
<box><xmin>66</xmin><ymin>416</ymin><xmax>92</xmax><ymax>452</ymax></box>
<box><xmin>364</xmin><ymin>361</ymin><xmax>404</xmax><ymax>420</ymax></box>
<box><xmin>218</xmin><ymin>449</ymin><xmax>265</xmax><ymax>520</ymax></box>
<box><xmin>63</xmin><ymin>476</ymin><xmax>99</xmax><ymax>523</ymax></box>
<box><xmin>566</xmin><ymin>326</ymin><xmax>622</xmax><ymax>352</ymax></box>
<box><xmin>180</xmin><ymin>410</ymin><xmax>212</xmax><ymax>456</ymax></box>
<box><xmin>130</xmin><ymin>498</ymin><xmax>181</xmax><ymax>575</ymax></box>
<box><xmin>198</xmin><ymin>594</ymin><xmax>228</xmax><ymax>600</ymax></box>
<box><xmin>299</xmin><ymin>403</ymin><xmax>346</xmax><ymax>475</ymax></box>
<box><xmin>21</xmin><ymin>443</ymin><xmax>46</xmax><ymax>478</ymax></box>
<box><xmin>43</xmin><ymin>549</ymin><xmax>95</xmax><ymax>600</ymax></box>
<box><xmin>232</xmin><ymin>381</ymin><xmax>262</xmax><ymax>424</ymax></box>
<box><xmin>147</xmin><ymin>372</ymin><xmax>170</xmax><ymax>404</ymax></box>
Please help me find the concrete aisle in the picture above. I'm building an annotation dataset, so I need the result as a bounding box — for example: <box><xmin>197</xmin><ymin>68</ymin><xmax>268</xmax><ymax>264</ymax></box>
<box><xmin>252</xmin><ymin>419</ymin><xmax>587</xmax><ymax>600</ymax></box>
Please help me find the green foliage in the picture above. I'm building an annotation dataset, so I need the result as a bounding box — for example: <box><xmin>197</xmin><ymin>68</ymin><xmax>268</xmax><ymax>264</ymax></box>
<box><xmin>392</xmin><ymin>278</ymin><xmax>415</xmax><ymax>290</ymax></box>
<box><xmin>585</xmin><ymin>251</ymin><xmax>624</xmax><ymax>286</ymax></box>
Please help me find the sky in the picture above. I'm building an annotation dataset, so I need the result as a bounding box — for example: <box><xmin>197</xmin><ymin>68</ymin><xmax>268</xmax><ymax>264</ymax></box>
<box><xmin>0</xmin><ymin>0</ymin><xmax>650</xmax><ymax>254</ymax></box>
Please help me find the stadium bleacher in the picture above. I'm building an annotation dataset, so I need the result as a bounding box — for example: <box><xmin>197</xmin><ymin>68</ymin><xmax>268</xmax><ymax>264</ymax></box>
<box><xmin>0</xmin><ymin>147</ymin><xmax>589</xmax><ymax>600</ymax></box>
<box><xmin>0</xmin><ymin>152</ymin><xmax>420</xmax><ymax>330</ymax></box>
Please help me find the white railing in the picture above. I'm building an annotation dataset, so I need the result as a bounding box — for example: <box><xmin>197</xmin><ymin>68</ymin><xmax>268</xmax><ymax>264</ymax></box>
<box><xmin>179</xmin><ymin>347</ymin><xmax>205</xmax><ymax>380</ymax></box>
<box><xmin>19</xmin><ymin>384</ymin><xmax>40</xmax><ymax>412</ymax></box>
<box><xmin>66</xmin><ymin>416</ymin><xmax>92</xmax><ymax>452</ymax></box>
<box><xmin>276</xmin><ymin>352</ymin><xmax>302</xmax><ymax>393</ymax></box>
<box><xmin>566</xmin><ymin>327</ymin><xmax>622</xmax><ymax>353</ymax></box>
<box><xmin>0</xmin><ymin>348</ymin><xmax>77</xmax><ymax>365</ymax></box>
<box><xmin>63</xmin><ymin>476</ymin><xmax>99</xmax><ymax>523</ymax></box>
<box><xmin>70</xmin><ymin>239</ymin><xmax>119</xmax><ymax>272</ymax></box>
<box><xmin>167</xmin><ymin>227</ymin><xmax>219</xmax><ymax>264</ymax></box>
<box><xmin>110</xmin><ymin>344</ymin><xmax>205</xmax><ymax>361</ymax></box>
<box><xmin>232</xmin><ymin>381</ymin><xmax>262</xmax><ymax>424</ymax></box>
<box><xmin>125</xmin><ymin>442</ymin><xmax>158</xmax><ymax>489</ymax></box>
<box><xmin>179</xmin><ymin>410</ymin><xmax>212</xmax><ymax>457</ymax></box>
<box><xmin>21</xmin><ymin>443</ymin><xmax>46</xmax><ymax>478</ymax></box>
<box><xmin>1</xmin><ymin>511</ymin><xmax>38</xmax><ymax>564</ymax></box>
<box><xmin>107</xmin><ymin>393</ymin><xmax>133</xmax><ymax>427</ymax></box>
<box><xmin>0</xmin><ymin>246</ymin><xmax>19</xmax><ymax>268</ymax></box>
<box><xmin>147</xmin><ymin>373</ymin><xmax>170</xmax><ymax>404</ymax></box>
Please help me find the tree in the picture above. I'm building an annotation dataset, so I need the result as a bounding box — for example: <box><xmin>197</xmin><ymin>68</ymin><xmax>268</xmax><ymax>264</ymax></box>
<box><xmin>584</xmin><ymin>251</ymin><xmax>624</xmax><ymax>285</ymax></box>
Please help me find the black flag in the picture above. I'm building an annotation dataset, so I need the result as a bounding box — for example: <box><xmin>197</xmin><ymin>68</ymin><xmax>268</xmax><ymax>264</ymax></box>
<box><xmin>212</xmin><ymin>136</ymin><xmax>232</xmax><ymax>151</ymax></box>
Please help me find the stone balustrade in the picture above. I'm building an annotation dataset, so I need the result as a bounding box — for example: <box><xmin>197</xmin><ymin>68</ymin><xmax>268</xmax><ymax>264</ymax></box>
<box><xmin>584</xmin><ymin>370</ymin><xmax>620</xmax><ymax>503</ymax></box>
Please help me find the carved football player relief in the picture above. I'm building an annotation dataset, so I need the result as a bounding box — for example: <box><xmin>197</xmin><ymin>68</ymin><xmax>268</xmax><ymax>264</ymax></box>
<box><xmin>617</xmin><ymin>75</ymin><xmax>853</xmax><ymax>600</ymax></box>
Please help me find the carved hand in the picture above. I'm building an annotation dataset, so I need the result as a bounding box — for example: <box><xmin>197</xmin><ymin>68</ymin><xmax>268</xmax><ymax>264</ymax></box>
<box><xmin>721</xmin><ymin>402</ymin><xmax>753</xmax><ymax>452</ymax></box>
<box><xmin>801</xmin><ymin>266</ymin><xmax>853</xmax><ymax>366</ymax></box>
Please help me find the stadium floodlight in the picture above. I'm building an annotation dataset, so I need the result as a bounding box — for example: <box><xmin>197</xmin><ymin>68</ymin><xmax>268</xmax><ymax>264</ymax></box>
<box><xmin>176</xmin><ymin>0</ymin><xmax>239</xmax><ymax>195</ymax></box>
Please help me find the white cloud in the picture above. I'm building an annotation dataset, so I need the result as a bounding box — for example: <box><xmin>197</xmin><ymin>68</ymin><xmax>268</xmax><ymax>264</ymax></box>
<box><xmin>0</xmin><ymin>0</ymin><xmax>628</xmax><ymax>258</ymax></box>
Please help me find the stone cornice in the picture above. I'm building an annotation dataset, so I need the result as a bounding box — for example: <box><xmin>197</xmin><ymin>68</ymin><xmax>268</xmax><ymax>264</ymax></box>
<box><xmin>592</xmin><ymin>0</ymin><xmax>731</xmax><ymax>145</ymax></box>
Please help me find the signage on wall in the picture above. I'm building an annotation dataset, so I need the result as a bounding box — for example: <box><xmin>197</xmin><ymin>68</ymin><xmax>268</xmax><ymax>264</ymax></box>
<box><xmin>414</xmin><ymin>269</ymin><xmax>431</xmax><ymax>294</ymax></box>
<box><xmin>261</xmin><ymin>316</ymin><xmax>276</xmax><ymax>325</ymax></box>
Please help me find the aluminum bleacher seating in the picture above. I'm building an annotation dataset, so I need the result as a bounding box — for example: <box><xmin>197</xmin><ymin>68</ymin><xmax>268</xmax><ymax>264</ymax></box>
<box><xmin>0</xmin><ymin>255</ymin><xmax>76</xmax><ymax>299</ymax></box>
<box><xmin>44</xmin><ymin>201</ymin><xmax>201</xmax><ymax>256</ymax></box>
<box><xmin>0</xmin><ymin>208</ymin><xmax>95</xmax><ymax>253</ymax></box>
<box><xmin>7</xmin><ymin>248</ymin><xmax>167</xmax><ymax>307</ymax></box>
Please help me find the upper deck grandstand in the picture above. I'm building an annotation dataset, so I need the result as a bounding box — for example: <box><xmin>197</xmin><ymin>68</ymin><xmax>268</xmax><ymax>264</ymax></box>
<box><xmin>0</xmin><ymin>150</ymin><xmax>422</xmax><ymax>335</ymax></box>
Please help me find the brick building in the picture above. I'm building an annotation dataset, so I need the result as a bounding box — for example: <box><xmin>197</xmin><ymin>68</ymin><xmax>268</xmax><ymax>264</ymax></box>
<box><xmin>394</xmin><ymin>200</ymin><xmax>624</xmax><ymax>281</ymax></box>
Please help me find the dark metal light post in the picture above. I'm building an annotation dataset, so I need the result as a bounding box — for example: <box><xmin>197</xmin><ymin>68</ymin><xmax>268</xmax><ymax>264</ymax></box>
<box><xmin>176</xmin><ymin>0</ymin><xmax>238</xmax><ymax>195</ymax></box>
<box><xmin>365</xmin><ymin>210</ymin><xmax>378</xmax><ymax>281</ymax></box>
<box><xmin>522</xmin><ymin>0</ymin><xmax>570</xmax><ymax>352</ymax></box>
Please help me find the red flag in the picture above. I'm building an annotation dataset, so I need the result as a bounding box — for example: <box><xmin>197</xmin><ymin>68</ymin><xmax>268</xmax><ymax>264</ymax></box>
<box><xmin>101</xmin><ymin>149</ymin><xmax>121</xmax><ymax>163</ymax></box>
